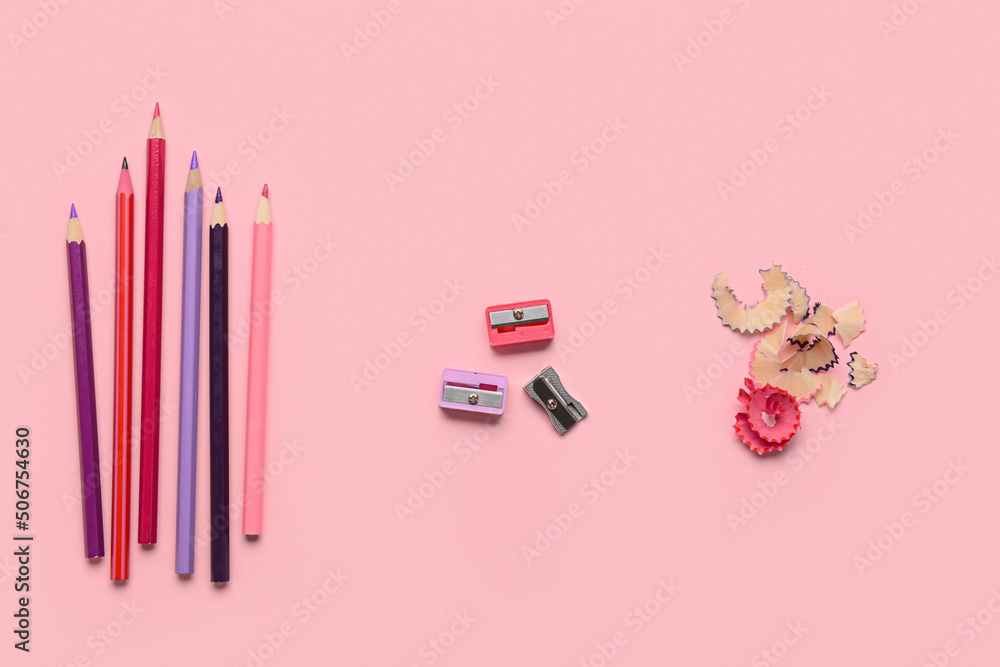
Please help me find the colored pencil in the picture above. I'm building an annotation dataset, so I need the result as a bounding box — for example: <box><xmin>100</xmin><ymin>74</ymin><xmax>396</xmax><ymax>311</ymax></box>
<box><xmin>111</xmin><ymin>159</ymin><xmax>134</xmax><ymax>580</ymax></box>
<box><xmin>139</xmin><ymin>103</ymin><xmax>165</xmax><ymax>544</ymax></box>
<box><xmin>244</xmin><ymin>185</ymin><xmax>273</xmax><ymax>536</ymax></box>
<box><xmin>209</xmin><ymin>187</ymin><xmax>230</xmax><ymax>582</ymax></box>
<box><xmin>67</xmin><ymin>205</ymin><xmax>104</xmax><ymax>559</ymax></box>
<box><xmin>176</xmin><ymin>152</ymin><xmax>203</xmax><ymax>574</ymax></box>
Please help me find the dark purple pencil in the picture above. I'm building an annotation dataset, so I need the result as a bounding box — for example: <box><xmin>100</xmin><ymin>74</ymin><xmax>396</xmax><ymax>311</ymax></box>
<box><xmin>67</xmin><ymin>204</ymin><xmax>105</xmax><ymax>558</ymax></box>
<box><xmin>209</xmin><ymin>187</ymin><xmax>230</xmax><ymax>582</ymax></box>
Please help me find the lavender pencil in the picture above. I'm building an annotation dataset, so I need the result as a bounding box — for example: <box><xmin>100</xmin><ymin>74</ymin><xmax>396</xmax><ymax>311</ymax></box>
<box><xmin>176</xmin><ymin>152</ymin><xmax>202</xmax><ymax>574</ymax></box>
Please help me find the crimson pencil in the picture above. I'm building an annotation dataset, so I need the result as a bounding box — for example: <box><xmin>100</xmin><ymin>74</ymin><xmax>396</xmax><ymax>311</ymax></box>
<box><xmin>66</xmin><ymin>205</ymin><xmax>104</xmax><ymax>559</ymax></box>
<box><xmin>111</xmin><ymin>159</ymin><xmax>134</xmax><ymax>580</ymax></box>
<box><xmin>139</xmin><ymin>104</ymin><xmax>165</xmax><ymax>544</ymax></box>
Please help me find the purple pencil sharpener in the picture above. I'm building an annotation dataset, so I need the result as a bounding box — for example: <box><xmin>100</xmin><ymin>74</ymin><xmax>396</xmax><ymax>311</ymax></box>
<box><xmin>439</xmin><ymin>368</ymin><xmax>508</xmax><ymax>416</ymax></box>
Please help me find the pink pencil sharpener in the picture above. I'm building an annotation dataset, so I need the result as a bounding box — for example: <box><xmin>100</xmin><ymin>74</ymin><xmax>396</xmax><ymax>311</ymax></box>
<box><xmin>439</xmin><ymin>369</ymin><xmax>508</xmax><ymax>416</ymax></box>
<box><xmin>485</xmin><ymin>299</ymin><xmax>554</xmax><ymax>347</ymax></box>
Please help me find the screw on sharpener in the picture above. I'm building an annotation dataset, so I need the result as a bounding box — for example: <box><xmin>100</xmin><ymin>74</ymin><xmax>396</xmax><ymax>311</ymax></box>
<box><xmin>439</xmin><ymin>369</ymin><xmax>507</xmax><ymax>416</ymax></box>
<box><xmin>524</xmin><ymin>366</ymin><xmax>587</xmax><ymax>434</ymax></box>
<box><xmin>485</xmin><ymin>299</ymin><xmax>554</xmax><ymax>347</ymax></box>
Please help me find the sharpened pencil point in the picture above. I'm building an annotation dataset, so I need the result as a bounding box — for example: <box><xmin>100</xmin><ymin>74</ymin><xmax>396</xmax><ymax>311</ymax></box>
<box><xmin>261</xmin><ymin>184</ymin><xmax>269</xmax><ymax>198</ymax></box>
<box><xmin>148</xmin><ymin>105</ymin><xmax>165</xmax><ymax>139</ymax></box>
<box><xmin>122</xmin><ymin>156</ymin><xmax>128</xmax><ymax>170</ymax></box>
<box><xmin>67</xmin><ymin>208</ymin><xmax>83</xmax><ymax>242</ymax></box>
<box><xmin>211</xmin><ymin>189</ymin><xmax>228</xmax><ymax>228</ymax></box>
<box><xmin>190</xmin><ymin>151</ymin><xmax>198</xmax><ymax>169</ymax></box>
<box><xmin>254</xmin><ymin>188</ymin><xmax>272</xmax><ymax>224</ymax></box>
<box><xmin>185</xmin><ymin>161</ymin><xmax>203</xmax><ymax>192</ymax></box>
<box><xmin>70</xmin><ymin>203</ymin><xmax>77</xmax><ymax>218</ymax></box>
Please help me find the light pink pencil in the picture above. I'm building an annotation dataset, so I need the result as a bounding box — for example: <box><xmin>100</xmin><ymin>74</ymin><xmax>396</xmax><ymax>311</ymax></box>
<box><xmin>244</xmin><ymin>185</ymin><xmax>273</xmax><ymax>536</ymax></box>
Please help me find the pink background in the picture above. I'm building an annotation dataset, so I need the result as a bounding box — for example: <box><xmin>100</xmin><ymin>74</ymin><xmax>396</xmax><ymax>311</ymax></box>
<box><xmin>2</xmin><ymin>0</ymin><xmax>999</xmax><ymax>664</ymax></box>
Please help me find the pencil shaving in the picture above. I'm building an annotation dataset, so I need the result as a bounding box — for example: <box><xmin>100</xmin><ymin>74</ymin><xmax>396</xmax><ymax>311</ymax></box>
<box><xmin>832</xmin><ymin>300</ymin><xmax>865</xmax><ymax>347</ymax></box>
<box><xmin>815</xmin><ymin>376</ymin><xmax>847</xmax><ymax>409</ymax></box>
<box><xmin>712</xmin><ymin>265</ymin><xmax>793</xmax><ymax>334</ymax></box>
<box><xmin>848</xmin><ymin>352</ymin><xmax>878</xmax><ymax>388</ymax></box>
<box><xmin>787</xmin><ymin>275</ymin><xmax>810</xmax><ymax>323</ymax></box>
<box><xmin>801</xmin><ymin>303</ymin><xmax>834</xmax><ymax>336</ymax></box>
<box><xmin>734</xmin><ymin>378</ymin><xmax>802</xmax><ymax>455</ymax></box>
<box><xmin>780</xmin><ymin>336</ymin><xmax>838</xmax><ymax>373</ymax></box>
<box><xmin>750</xmin><ymin>326</ymin><xmax>823</xmax><ymax>402</ymax></box>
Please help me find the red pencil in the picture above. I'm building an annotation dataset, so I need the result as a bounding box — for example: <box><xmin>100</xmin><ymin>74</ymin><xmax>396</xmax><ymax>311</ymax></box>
<box><xmin>111</xmin><ymin>158</ymin><xmax>134</xmax><ymax>580</ymax></box>
<box><xmin>138</xmin><ymin>104</ymin><xmax>165</xmax><ymax>544</ymax></box>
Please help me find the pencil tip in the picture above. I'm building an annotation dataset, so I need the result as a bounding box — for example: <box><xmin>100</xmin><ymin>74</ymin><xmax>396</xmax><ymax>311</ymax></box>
<box><xmin>215</xmin><ymin>187</ymin><xmax>223</xmax><ymax>203</ymax></box>
<box><xmin>190</xmin><ymin>151</ymin><xmax>198</xmax><ymax>169</ymax></box>
<box><xmin>153</xmin><ymin>102</ymin><xmax>160</xmax><ymax>119</ymax></box>
<box><xmin>262</xmin><ymin>184</ymin><xmax>269</xmax><ymax>198</ymax></box>
<box><xmin>70</xmin><ymin>203</ymin><xmax>77</xmax><ymax>218</ymax></box>
<box><xmin>122</xmin><ymin>156</ymin><xmax>128</xmax><ymax>169</ymax></box>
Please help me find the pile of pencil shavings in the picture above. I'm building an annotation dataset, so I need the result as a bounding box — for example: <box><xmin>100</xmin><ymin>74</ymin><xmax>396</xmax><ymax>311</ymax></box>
<box><xmin>711</xmin><ymin>265</ymin><xmax>877</xmax><ymax>455</ymax></box>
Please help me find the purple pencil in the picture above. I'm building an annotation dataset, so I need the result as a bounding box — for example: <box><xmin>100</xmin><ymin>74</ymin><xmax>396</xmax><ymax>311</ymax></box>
<box><xmin>176</xmin><ymin>152</ymin><xmax>203</xmax><ymax>574</ymax></box>
<box><xmin>67</xmin><ymin>205</ymin><xmax>105</xmax><ymax>558</ymax></box>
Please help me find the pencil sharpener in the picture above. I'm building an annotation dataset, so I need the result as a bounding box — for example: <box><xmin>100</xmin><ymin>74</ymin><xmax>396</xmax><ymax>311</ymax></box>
<box><xmin>524</xmin><ymin>366</ymin><xmax>587</xmax><ymax>434</ymax></box>
<box><xmin>485</xmin><ymin>299</ymin><xmax>554</xmax><ymax>347</ymax></box>
<box><xmin>439</xmin><ymin>369</ymin><xmax>507</xmax><ymax>416</ymax></box>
